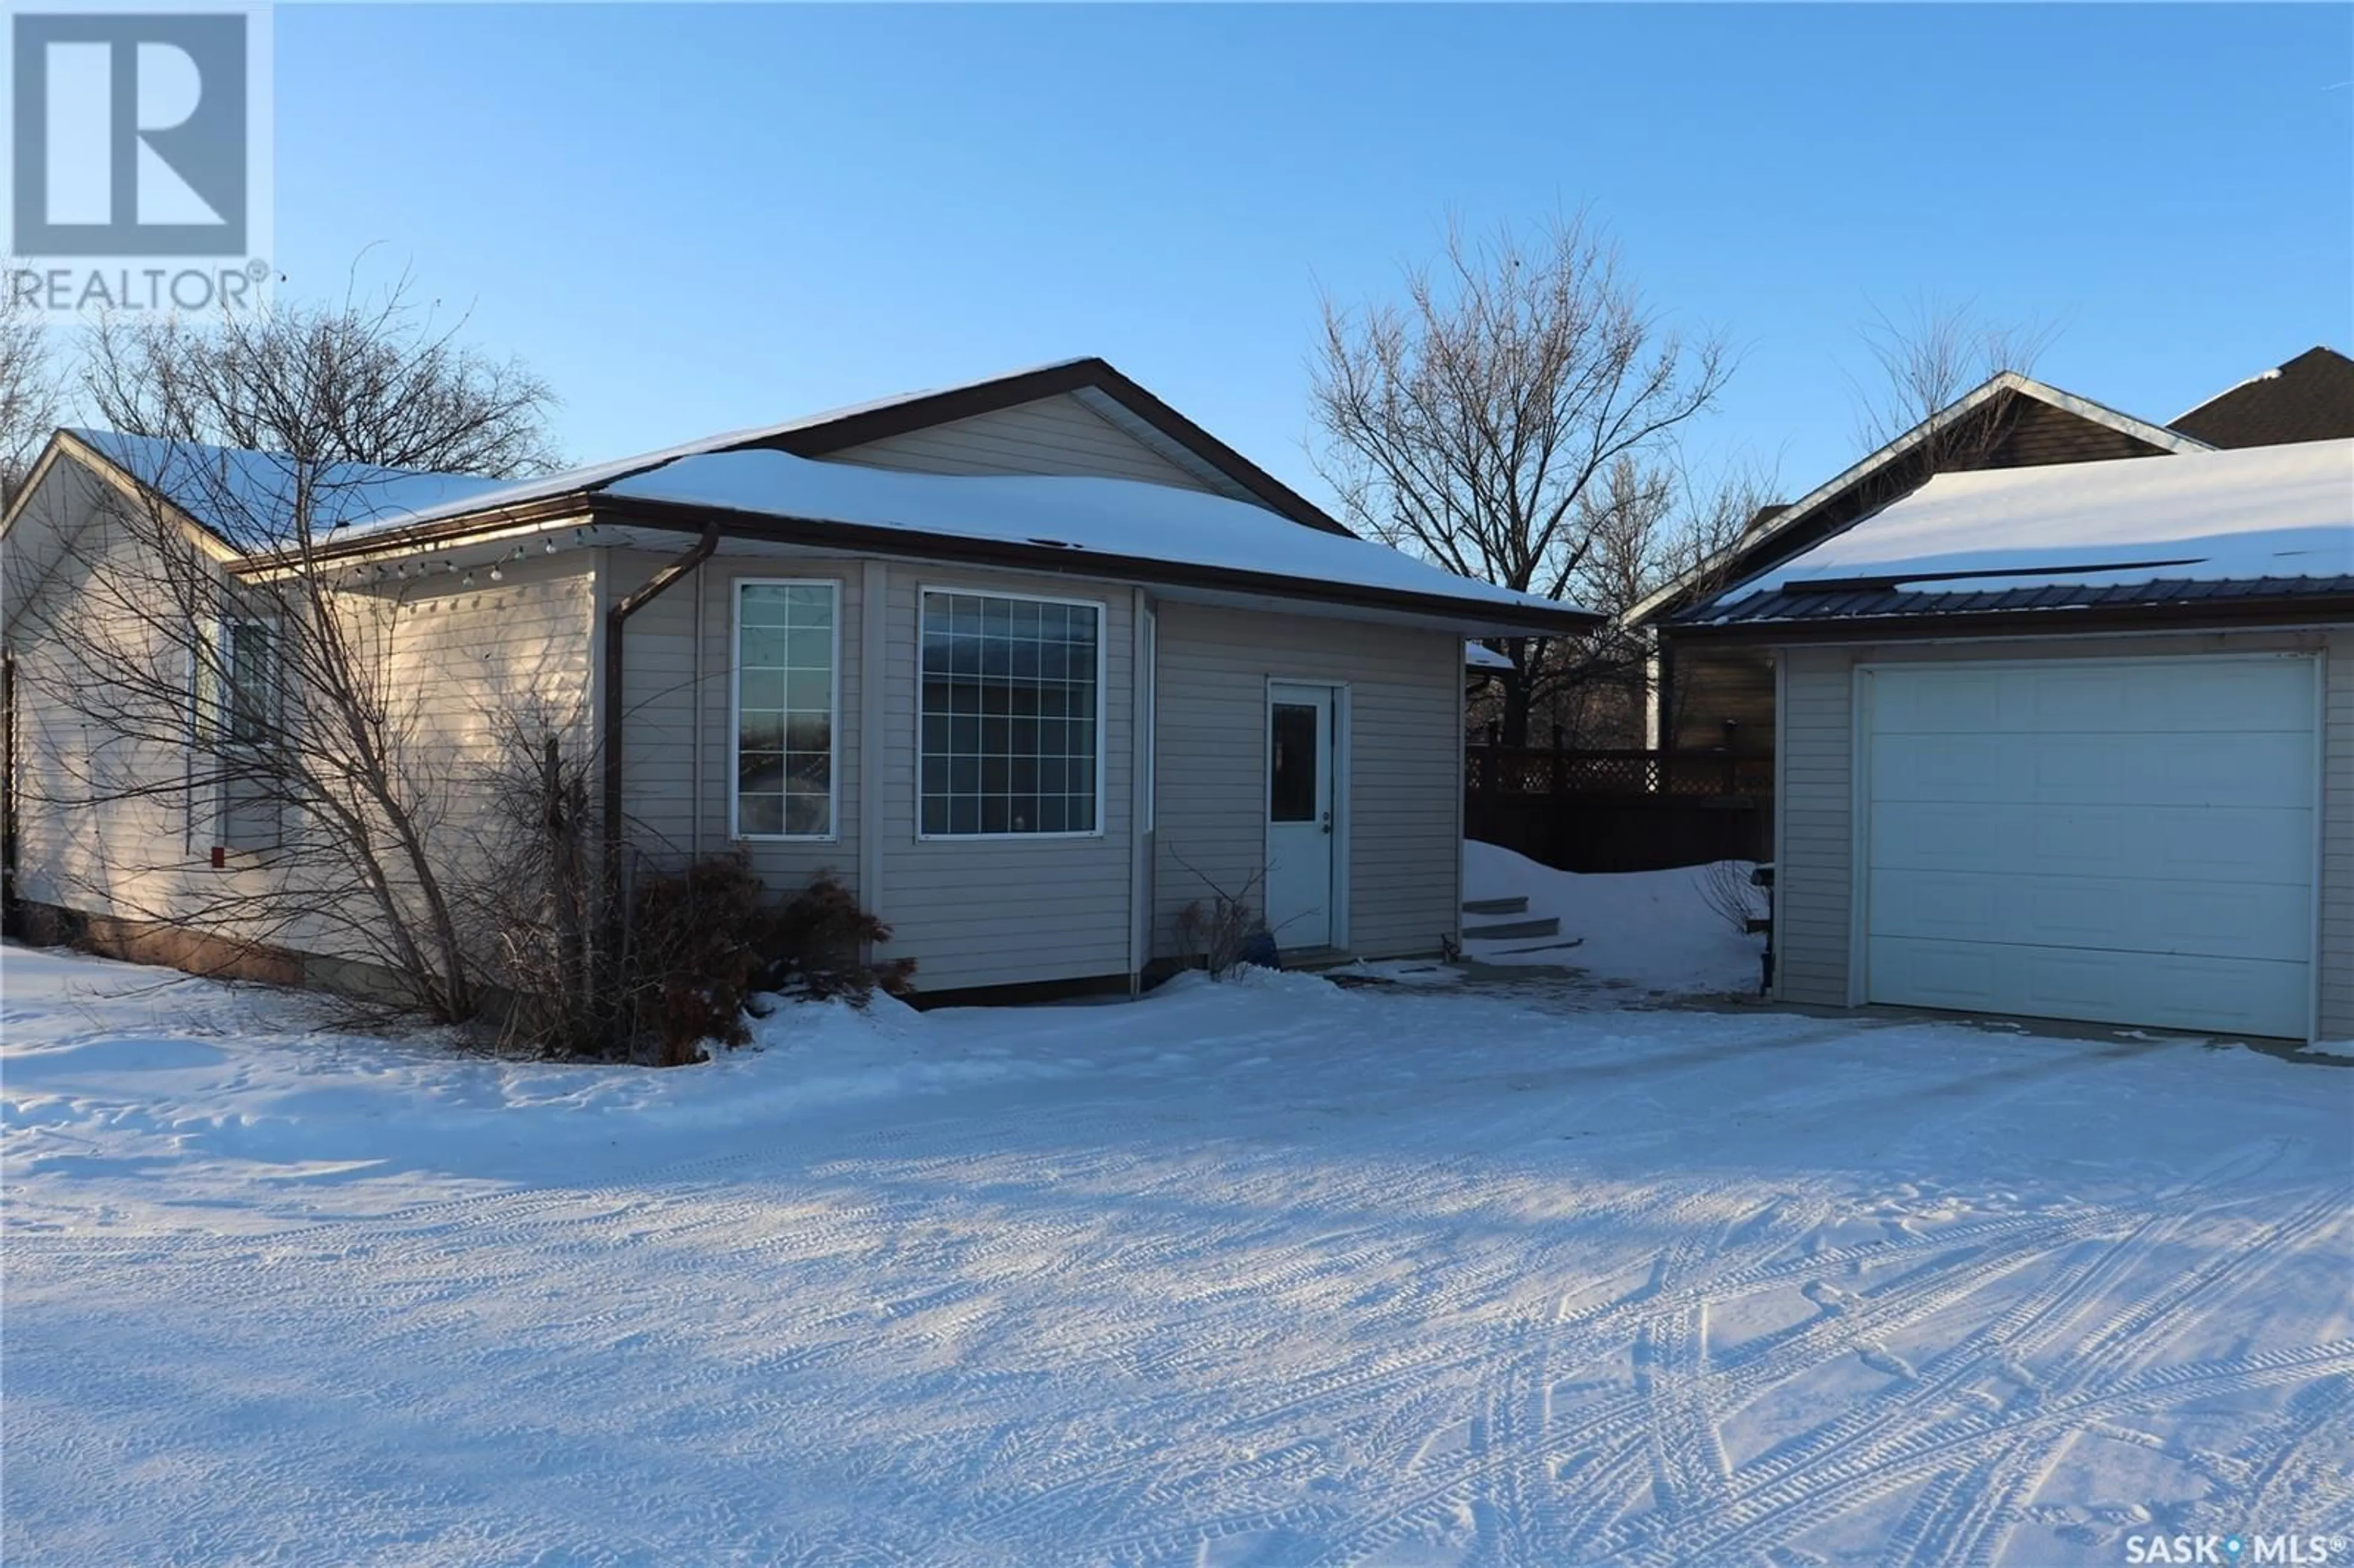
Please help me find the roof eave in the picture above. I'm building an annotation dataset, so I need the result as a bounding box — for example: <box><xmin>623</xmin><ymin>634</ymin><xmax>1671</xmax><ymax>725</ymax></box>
<box><xmin>586</xmin><ymin>495</ymin><xmax>1598</xmax><ymax>637</ymax></box>
<box><xmin>1669</xmin><ymin>591</ymin><xmax>2354</xmax><ymax>644</ymax></box>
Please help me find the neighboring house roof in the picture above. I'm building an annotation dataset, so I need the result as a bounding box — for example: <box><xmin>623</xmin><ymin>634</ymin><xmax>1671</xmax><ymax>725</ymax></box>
<box><xmin>2168</xmin><ymin>346</ymin><xmax>2354</xmax><ymax>449</ymax></box>
<box><xmin>1465</xmin><ymin>642</ymin><xmax>1515</xmax><ymax>671</ymax></box>
<box><xmin>1625</xmin><ymin>371</ymin><xmax>2209</xmax><ymax>630</ymax></box>
<box><xmin>1680</xmin><ymin>438</ymin><xmax>2354</xmax><ymax>635</ymax></box>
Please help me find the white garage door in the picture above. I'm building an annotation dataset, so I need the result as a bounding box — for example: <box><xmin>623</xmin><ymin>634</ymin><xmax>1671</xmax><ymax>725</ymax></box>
<box><xmin>1862</xmin><ymin>656</ymin><xmax>2317</xmax><ymax>1039</ymax></box>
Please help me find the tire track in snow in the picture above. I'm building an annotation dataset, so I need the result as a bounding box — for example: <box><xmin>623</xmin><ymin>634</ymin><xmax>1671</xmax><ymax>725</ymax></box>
<box><xmin>1895</xmin><ymin>1187</ymin><xmax>2353</xmax><ymax>1568</ymax></box>
<box><xmin>1601</xmin><ymin>1340</ymin><xmax>2354</xmax><ymax>1568</ymax></box>
<box><xmin>1538</xmin><ymin>1138</ymin><xmax>2328</xmax><ymax>1564</ymax></box>
<box><xmin>1619</xmin><ymin>1185</ymin><xmax>2349</xmax><ymax>1568</ymax></box>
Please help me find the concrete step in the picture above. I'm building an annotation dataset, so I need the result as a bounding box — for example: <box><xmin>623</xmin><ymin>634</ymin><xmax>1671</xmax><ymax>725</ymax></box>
<box><xmin>1463</xmin><ymin>916</ymin><xmax>1562</xmax><ymax>942</ymax></box>
<box><xmin>1461</xmin><ymin>896</ymin><xmax>1529</xmax><ymax>916</ymax></box>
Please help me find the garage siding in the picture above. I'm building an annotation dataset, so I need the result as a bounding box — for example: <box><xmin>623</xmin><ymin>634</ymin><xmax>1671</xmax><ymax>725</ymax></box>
<box><xmin>1773</xmin><ymin>648</ymin><xmax>1856</xmax><ymax>1006</ymax></box>
<box><xmin>1772</xmin><ymin>629</ymin><xmax>2350</xmax><ymax>1039</ymax></box>
<box><xmin>2324</xmin><ymin>630</ymin><xmax>2353</xmax><ymax>1040</ymax></box>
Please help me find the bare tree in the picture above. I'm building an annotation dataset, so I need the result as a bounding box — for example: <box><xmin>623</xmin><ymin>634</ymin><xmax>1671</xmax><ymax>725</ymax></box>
<box><xmin>1848</xmin><ymin>294</ymin><xmax>2060</xmax><ymax>465</ymax></box>
<box><xmin>1312</xmin><ymin>213</ymin><xmax>1733</xmax><ymax>745</ymax></box>
<box><xmin>7</xmin><ymin>289</ymin><xmax>568</xmax><ymax>1020</ymax></box>
<box><xmin>1467</xmin><ymin>453</ymin><xmax>1776</xmax><ymax>747</ymax></box>
<box><xmin>82</xmin><ymin>274</ymin><xmax>562</xmax><ymax>478</ymax></box>
<box><xmin>1</xmin><ymin>287</ymin><xmax>64</xmax><ymax>506</ymax></box>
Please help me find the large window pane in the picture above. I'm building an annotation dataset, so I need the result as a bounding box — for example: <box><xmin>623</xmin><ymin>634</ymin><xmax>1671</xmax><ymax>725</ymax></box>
<box><xmin>736</xmin><ymin>581</ymin><xmax>836</xmax><ymax>837</ymax></box>
<box><xmin>918</xmin><ymin>590</ymin><xmax>1100</xmax><ymax>836</ymax></box>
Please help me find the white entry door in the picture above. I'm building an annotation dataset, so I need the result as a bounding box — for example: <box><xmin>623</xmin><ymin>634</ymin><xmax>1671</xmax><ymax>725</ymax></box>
<box><xmin>1862</xmin><ymin>657</ymin><xmax>2317</xmax><ymax>1038</ymax></box>
<box><xmin>1266</xmin><ymin>683</ymin><xmax>1337</xmax><ymax>950</ymax></box>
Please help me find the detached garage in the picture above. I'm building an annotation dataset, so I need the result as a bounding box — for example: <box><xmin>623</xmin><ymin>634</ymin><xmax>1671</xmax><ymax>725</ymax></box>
<box><xmin>1682</xmin><ymin>439</ymin><xmax>2353</xmax><ymax>1043</ymax></box>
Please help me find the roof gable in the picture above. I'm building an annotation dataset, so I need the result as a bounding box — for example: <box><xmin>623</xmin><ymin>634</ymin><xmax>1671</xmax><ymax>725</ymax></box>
<box><xmin>726</xmin><ymin>358</ymin><xmax>1352</xmax><ymax>536</ymax></box>
<box><xmin>0</xmin><ymin>428</ymin><xmax>505</xmax><ymax>554</ymax></box>
<box><xmin>817</xmin><ymin>391</ymin><xmax>1229</xmax><ymax>495</ymax></box>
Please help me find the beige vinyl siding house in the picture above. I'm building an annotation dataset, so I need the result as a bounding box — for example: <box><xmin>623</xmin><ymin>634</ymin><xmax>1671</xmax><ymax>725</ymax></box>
<box><xmin>1151</xmin><ymin>603</ymin><xmax>1464</xmax><ymax>963</ymax></box>
<box><xmin>1688</xmin><ymin>440</ymin><xmax>2354</xmax><ymax>1044</ymax></box>
<box><xmin>1</xmin><ymin>443</ymin><xmax>601</xmax><ymax>978</ymax></box>
<box><xmin>3</xmin><ymin>360</ymin><xmax>1588</xmax><ymax>1000</ymax></box>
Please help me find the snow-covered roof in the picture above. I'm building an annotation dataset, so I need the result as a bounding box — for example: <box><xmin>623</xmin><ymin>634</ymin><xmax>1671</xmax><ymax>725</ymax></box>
<box><xmin>183</xmin><ymin>356</ymin><xmax>1342</xmax><ymax>542</ymax></box>
<box><xmin>1623</xmin><ymin>371</ymin><xmax>2211</xmax><ymax>628</ymax></box>
<box><xmin>56</xmin><ymin>405</ymin><xmax>1591</xmax><ymax>628</ymax></box>
<box><xmin>1723</xmin><ymin>437</ymin><xmax>2352</xmax><ymax>600</ymax></box>
<box><xmin>602</xmin><ymin>449</ymin><xmax>1587</xmax><ymax>620</ymax></box>
<box><xmin>1465</xmin><ymin>642</ymin><xmax>1515</xmax><ymax>671</ymax></box>
<box><xmin>63</xmin><ymin>429</ymin><xmax>510</xmax><ymax>542</ymax></box>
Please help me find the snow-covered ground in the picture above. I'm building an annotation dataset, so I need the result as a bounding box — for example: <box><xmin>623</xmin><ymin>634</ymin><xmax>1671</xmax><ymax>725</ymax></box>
<box><xmin>4</xmin><ymin>941</ymin><xmax>2350</xmax><ymax>1567</ymax></box>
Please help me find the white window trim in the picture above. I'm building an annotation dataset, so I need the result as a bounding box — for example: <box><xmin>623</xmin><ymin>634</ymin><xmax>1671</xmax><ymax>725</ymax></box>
<box><xmin>915</xmin><ymin>583</ymin><xmax>1109</xmax><ymax>842</ymax></box>
<box><xmin>728</xmin><ymin>576</ymin><xmax>842</xmax><ymax>843</ymax></box>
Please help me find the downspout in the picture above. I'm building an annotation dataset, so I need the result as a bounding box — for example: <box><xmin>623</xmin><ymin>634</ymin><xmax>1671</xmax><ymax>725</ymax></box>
<box><xmin>603</xmin><ymin>524</ymin><xmax>719</xmax><ymax>884</ymax></box>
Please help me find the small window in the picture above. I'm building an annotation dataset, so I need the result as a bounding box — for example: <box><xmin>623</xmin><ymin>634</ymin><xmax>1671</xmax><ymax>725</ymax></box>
<box><xmin>734</xmin><ymin>580</ymin><xmax>837</xmax><ymax>838</ymax></box>
<box><xmin>223</xmin><ymin>622</ymin><xmax>276</xmax><ymax>744</ymax></box>
<box><xmin>919</xmin><ymin>590</ymin><xmax>1100</xmax><ymax>837</ymax></box>
<box><xmin>192</xmin><ymin>618</ymin><xmax>281</xmax><ymax>850</ymax></box>
<box><xmin>195</xmin><ymin>618</ymin><xmax>276</xmax><ymax>747</ymax></box>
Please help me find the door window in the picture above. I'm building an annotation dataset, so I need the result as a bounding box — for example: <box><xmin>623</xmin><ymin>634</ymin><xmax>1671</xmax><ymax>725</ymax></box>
<box><xmin>1270</xmin><ymin>702</ymin><xmax>1319</xmax><ymax>821</ymax></box>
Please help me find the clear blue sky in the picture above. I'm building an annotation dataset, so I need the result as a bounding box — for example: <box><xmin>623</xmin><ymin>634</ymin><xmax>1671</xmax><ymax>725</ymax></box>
<box><xmin>273</xmin><ymin>4</ymin><xmax>2353</xmax><ymax>503</ymax></box>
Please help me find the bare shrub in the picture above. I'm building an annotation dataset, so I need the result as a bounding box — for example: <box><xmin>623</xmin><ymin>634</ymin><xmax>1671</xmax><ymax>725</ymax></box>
<box><xmin>459</xmin><ymin>712</ymin><xmax>599</xmax><ymax>1056</ymax></box>
<box><xmin>1170</xmin><ymin>853</ymin><xmax>1271</xmax><ymax>980</ymax></box>
<box><xmin>10</xmin><ymin>276</ymin><xmax>564</xmax><ymax>1022</ymax></box>
<box><xmin>1695</xmin><ymin>859</ymin><xmax>1766</xmax><ymax>935</ymax></box>
<box><xmin>760</xmin><ymin>873</ymin><xmax>915</xmax><ymax>1003</ymax></box>
<box><xmin>623</xmin><ymin>852</ymin><xmax>769</xmax><ymax>1067</ymax></box>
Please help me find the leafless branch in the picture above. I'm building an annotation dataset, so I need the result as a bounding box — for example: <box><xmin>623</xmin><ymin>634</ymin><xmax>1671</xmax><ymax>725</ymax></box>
<box><xmin>1312</xmin><ymin>211</ymin><xmax>1735</xmax><ymax>744</ymax></box>
<box><xmin>9</xmin><ymin>286</ymin><xmax>569</xmax><ymax>1020</ymax></box>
